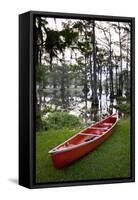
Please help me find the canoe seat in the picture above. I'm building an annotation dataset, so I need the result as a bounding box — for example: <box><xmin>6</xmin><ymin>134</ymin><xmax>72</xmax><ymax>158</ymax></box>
<box><xmin>58</xmin><ymin>143</ymin><xmax>75</xmax><ymax>149</ymax></box>
<box><xmin>89</xmin><ymin>127</ymin><xmax>108</xmax><ymax>130</ymax></box>
<box><xmin>85</xmin><ymin>137</ymin><xmax>96</xmax><ymax>142</ymax></box>
<box><xmin>79</xmin><ymin>133</ymin><xmax>101</xmax><ymax>136</ymax></box>
<box><xmin>102</xmin><ymin>123</ymin><xmax>113</xmax><ymax>127</ymax></box>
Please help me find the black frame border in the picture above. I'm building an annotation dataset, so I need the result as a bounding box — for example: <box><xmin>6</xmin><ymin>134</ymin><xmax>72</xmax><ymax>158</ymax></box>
<box><xmin>19</xmin><ymin>10</ymin><xmax>135</xmax><ymax>189</ymax></box>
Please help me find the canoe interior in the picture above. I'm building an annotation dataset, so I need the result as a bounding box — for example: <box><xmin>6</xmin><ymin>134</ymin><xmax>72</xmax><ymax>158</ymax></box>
<box><xmin>55</xmin><ymin>115</ymin><xmax>117</xmax><ymax>151</ymax></box>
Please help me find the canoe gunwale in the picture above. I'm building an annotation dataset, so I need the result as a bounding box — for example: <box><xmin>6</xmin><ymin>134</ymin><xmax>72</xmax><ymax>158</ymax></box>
<box><xmin>48</xmin><ymin>114</ymin><xmax>119</xmax><ymax>155</ymax></box>
<box><xmin>78</xmin><ymin>133</ymin><xmax>101</xmax><ymax>136</ymax></box>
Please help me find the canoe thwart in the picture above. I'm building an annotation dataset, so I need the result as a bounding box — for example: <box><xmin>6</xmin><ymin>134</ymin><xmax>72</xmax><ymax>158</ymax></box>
<box><xmin>89</xmin><ymin>127</ymin><xmax>109</xmax><ymax>130</ymax></box>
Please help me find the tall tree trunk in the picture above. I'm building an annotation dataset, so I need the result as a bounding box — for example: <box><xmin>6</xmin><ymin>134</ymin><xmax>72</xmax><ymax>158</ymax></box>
<box><xmin>89</xmin><ymin>55</ymin><xmax>93</xmax><ymax>98</ymax></box>
<box><xmin>118</xmin><ymin>22</ymin><xmax>123</xmax><ymax>96</ymax></box>
<box><xmin>126</xmin><ymin>35</ymin><xmax>129</xmax><ymax>99</ymax></box>
<box><xmin>115</xmin><ymin>65</ymin><xmax>118</xmax><ymax>95</ymax></box>
<box><xmin>99</xmin><ymin>64</ymin><xmax>102</xmax><ymax>99</ymax></box>
<box><xmin>83</xmin><ymin>55</ymin><xmax>88</xmax><ymax>124</ymax></box>
<box><xmin>109</xmin><ymin>32</ymin><xmax>114</xmax><ymax>99</ymax></box>
<box><xmin>49</xmin><ymin>51</ymin><xmax>53</xmax><ymax>71</ymax></box>
<box><xmin>61</xmin><ymin>53</ymin><xmax>66</xmax><ymax>109</ymax></box>
<box><xmin>39</xmin><ymin>49</ymin><xmax>42</xmax><ymax>64</ymax></box>
<box><xmin>92</xmin><ymin>20</ymin><xmax>98</xmax><ymax>106</ymax></box>
<box><xmin>105</xmin><ymin>67</ymin><xmax>109</xmax><ymax>96</ymax></box>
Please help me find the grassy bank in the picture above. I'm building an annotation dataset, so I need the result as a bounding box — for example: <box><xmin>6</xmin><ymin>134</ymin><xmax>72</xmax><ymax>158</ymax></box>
<box><xmin>36</xmin><ymin>117</ymin><xmax>131</xmax><ymax>183</ymax></box>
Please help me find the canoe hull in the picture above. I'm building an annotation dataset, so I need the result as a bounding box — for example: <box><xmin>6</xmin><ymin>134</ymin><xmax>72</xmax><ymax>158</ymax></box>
<box><xmin>50</xmin><ymin>129</ymin><xmax>113</xmax><ymax>169</ymax></box>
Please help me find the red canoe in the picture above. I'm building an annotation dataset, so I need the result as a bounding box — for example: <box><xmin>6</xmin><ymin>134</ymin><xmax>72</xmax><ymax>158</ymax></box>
<box><xmin>48</xmin><ymin>114</ymin><xmax>118</xmax><ymax>169</ymax></box>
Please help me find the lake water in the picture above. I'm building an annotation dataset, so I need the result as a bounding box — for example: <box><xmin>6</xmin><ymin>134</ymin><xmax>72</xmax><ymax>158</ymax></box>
<box><xmin>38</xmin><ymin>87</ymin><xmax>122</xmax><ymax>125</ymax></box>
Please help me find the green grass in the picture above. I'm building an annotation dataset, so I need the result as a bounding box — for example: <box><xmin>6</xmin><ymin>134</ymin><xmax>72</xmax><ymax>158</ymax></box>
<box><xmin>36</xmin><ymin>118</ymin><xmax>131</xmax><ymax>183</ymax></box>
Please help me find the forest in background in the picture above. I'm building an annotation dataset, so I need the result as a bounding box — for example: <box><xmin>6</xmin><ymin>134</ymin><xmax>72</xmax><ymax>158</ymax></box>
<box><xmin>35</xmin><ymin>17</ymin><xmax>131</xmax><ymax>131</ymax></box>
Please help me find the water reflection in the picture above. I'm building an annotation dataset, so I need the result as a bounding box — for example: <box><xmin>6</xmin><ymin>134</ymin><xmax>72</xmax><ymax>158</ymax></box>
<box><xmin>38</xmin><ymin>88</ymin><xmax>124</xmax><ymax>125</ymax></box>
